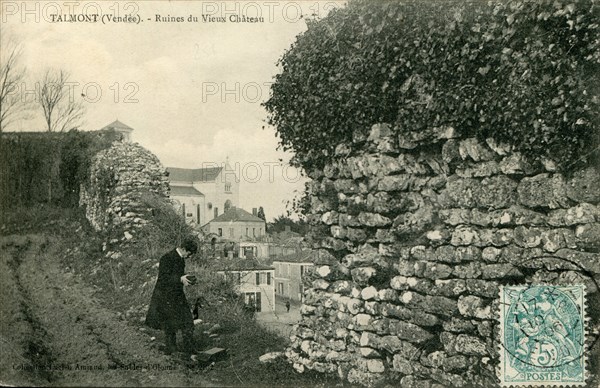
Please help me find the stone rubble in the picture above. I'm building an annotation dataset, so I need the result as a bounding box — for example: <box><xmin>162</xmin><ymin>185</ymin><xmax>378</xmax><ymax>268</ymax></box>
<box><xmin>80</xmin><ymin>142</ymin><xmax>170</xmax><ymax>256</ymax></box>
<box><xmin>288</xmin><ymin>124</ymin><xmax>600</xmax><ymax>386</ymax></box>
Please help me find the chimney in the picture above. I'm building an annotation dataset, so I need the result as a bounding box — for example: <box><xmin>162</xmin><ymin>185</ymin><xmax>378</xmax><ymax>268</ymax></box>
<box><xmin>252</xmin><ymin>208</ymin><xmax>257</xmax><ymax>216</ymax></box>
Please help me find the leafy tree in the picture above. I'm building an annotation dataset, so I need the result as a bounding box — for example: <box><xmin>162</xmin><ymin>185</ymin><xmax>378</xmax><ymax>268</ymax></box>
<box><xmin>257</xmin><ymin>206</ymin><xmax>266</xmax><ymax>221</ymax></box>
<box><xmin>264</xmin><ymin>0</ymin><xmax>600</xmax><ymax>171</ymax></box>
<box><xmin>268</xmin><ymin>214</ymin><xmax>308</xmax><ymax>236</ymax></box>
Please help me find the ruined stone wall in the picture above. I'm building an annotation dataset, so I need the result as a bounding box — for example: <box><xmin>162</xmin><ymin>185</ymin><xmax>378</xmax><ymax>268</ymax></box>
<box><xmin>286</xmin><ymin>124</ymin><xmax>600</xmax><ymax>386</ymax></box>
<box><xmin>79</xmin><ymin>142</ymin><xmax>170</xmax><ymax>252</ymax></box>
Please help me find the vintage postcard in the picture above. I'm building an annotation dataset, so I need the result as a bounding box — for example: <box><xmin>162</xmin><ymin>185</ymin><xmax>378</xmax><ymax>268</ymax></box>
<box><xmin>1</xmin><ymin>1</ymin><xmax>599</xmax><ymax>387</ymax></box>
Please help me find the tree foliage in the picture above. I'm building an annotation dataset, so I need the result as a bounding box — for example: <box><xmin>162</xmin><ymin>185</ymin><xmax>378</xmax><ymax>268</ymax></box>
<box><xmin>0</xmin><ymin>129</ymin><xmax>119</xmax><ymax>208</ymax></box>
<box><xmin>264</xmin><ymin>0</ymin><xmax>600</xmax><ymax>171</ymax></box>
<box><xmin>257</xmin><ymin>206</ymin><xmax>266</xmax><ymax>221</ymax></box>
<box><xmin>268</xmin><ymin>214</ymin><xmax>308</xmax><ymax>235</ymax></box>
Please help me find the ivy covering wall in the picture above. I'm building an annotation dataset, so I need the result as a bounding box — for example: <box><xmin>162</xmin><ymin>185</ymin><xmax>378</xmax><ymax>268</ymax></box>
<box><xmin>264</xmin><ymin>0</ymin><xmax>600</xmax><ymax>171</ymax></box>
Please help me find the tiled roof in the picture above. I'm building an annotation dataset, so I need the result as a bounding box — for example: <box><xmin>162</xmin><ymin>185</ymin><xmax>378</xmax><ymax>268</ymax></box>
<box><xmin>211</xmin><ymin>207</ymin><xmax>265</xmax><ymax>223</ymax></box>
<box><xmin>100</xmin><ymin>120</ymin><xmax>133</xmax><ymax>131</ymax></box>
<box><xmin>273</xmin><ymin>250</ymin><xmax>316</xmax><ymax>263</ymax></box>
<box><xmin>170</xmin><ymin>185</ymin><xmax>204</xmax><ymax>196</ymax></box>
<box><xmin>167</xmin><ymin>167</ymin><xmax>223</xmax><ymax>183</ymax></box>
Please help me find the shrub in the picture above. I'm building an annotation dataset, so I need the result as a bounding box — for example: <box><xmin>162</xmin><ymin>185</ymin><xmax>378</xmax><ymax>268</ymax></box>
<box><xmin>264</xmin><ymin>0</ymin><xmax>600</xmax><ymax>171</ymax></box>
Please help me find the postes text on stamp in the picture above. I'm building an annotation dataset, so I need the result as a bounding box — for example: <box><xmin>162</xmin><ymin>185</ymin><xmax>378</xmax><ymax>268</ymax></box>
<box><xmin>499</xmin><ymin>285</ymin><xmax>586</xmax><ymax>386</ymax></box>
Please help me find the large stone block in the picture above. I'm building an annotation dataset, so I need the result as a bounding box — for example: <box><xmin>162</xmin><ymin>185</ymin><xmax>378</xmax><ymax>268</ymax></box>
<box><xmin>453</xmin><ymin>262</ymin><xmax>482</xmax><ymax>279</ymax></box>
<box><xmin>457</xmin><ymin>295</ymin><xmax>492</xmax><ymax>319</ymax></box>
<box><xmin>347</xmin><ymin>227</ymin><xmax>368</xmax><ymax>242</ymax></box>
<box><xmin>513</xmin><ymin>226</ymin><xmax>542</xmax><ymax>248</ymax></box>
<box><xmin>518</xmin><ymin>173</ymin><xmax>571</xmax><ymax>209</ymax></box>
<box><xmin>474</xmin><ymin>176</ymin><xmax>518</xmax><ymax>209</ymax></box>
<box><xmin>339</xmin><ymin>213</ymin><xmax>361</xmax><ymax>227</ymax></box>
<box><xmin>361</xmin><ymin>286</ymin><xmax>379</xmax><ymax>301</ymax></box>
<box><xmin>388</xmin><ymin>319</ymin><xmax>434</xmax><ymax>343</ymax></box>
<box><xmin>347</xmin><ymin>298</ymin><xmax>364</xmax><ymax>315</ymax></box>
<box><xmin>377</xmin><ymin>174</ymin><xmax>416</xmax><ymax>191</ymax></box>
<box><xmin>351</xmin><ymin>267</ymin><xmax>377</xmax><ymax>286</ymax></box>
<box><xmin>392</xmin><ymin>355</ymin><xmax>415</xmax><ymax>374</ymax></box>
<box><xmin>361</xmin><ymin>347</ymin><xmax>382</xmax><ymax>360</ymax></box>
<box><xmin>443</xmin><ymin>317</ymin><xmax>477</xmax><ymax>333</ymax></box>
<box><xmin>346</xmin><ymin>368</ymin><xmax>385</xmax><ymax>386</ymax></box>
<box><xmin>566</xmin><ymin>166</ymin><xmax>600</xmax><ymax>204</ymax></box>
<box><xmin>466</xmin><ymin>279</ymin><xmax>500</xmax><ymax>298</ymax></box>
<box><xmin>331</xmin><ymin>280</ymin><xmax>355</xmax><ymax>295</ymax></box>
<box><xmin>358</xmin><ymin>212</ymin><xmax>392</xmax><ymax>227</ymax></box>
<box><xmin>422</xmin><ymin>261</ymin><xmax>453</xmax><ymax>279</ymax></box>
<box><xmin>359</xmin><ymin>331</ymin><xmax>382</xmax><ymax>348</ymax></box>
<box><xmin>441</xmin><ymin>177</ymin><xmax>478</xmax><ymax>208</ymax></box>
<box><xmin>453</xmin><ymin>334</ymin><xmax>489</xmax><ymax>356</ymax></box>
<box><xmin>451</xmin><ymin>226</ymin><xmax>480</xmax><ymax>246</ymax></box>
<box><xmin>459</xmin><ymin>138</ymin><xmax>495</xmax><ymax>162</ymax></box>
<box><xmin>482</xmin><ymin>247</ymin><xmax>502</xmax><ymax>262</ymax></box>
<box><xmin>434</xmin><ymin>279</ymin><xmax>467</xmax><ymax>297</ymax></box>
<box><xmin>575</xmin><ymin>223</ymin><xmax>600</xmax><ymax>249</ymax></box>
<box><xmin>456</xmin><ymin>160</ymin><xmax>499</xmax><ymax>178</ymax></box>
<box><xmin>480</xmin><ymin>263</ymin><xmax>522</xmax><ymax>279</ymax></box>
<box><xmin>439</xmin><ymin>208</ymin><xmax>472</xmax><ymax>226</ymax></box>
<box><xmin>400</xmin><ymin>291</ymin><xmax>457</xmax><ymax>316</ymax></box>
<box><xmin>499</xmin><ymin>152</ymin><xmax>535</xmax><ymax>175</ymax></box>
<box><xmin>312</xmin><ymin>278</ymin><xmax>330</xmax><ymax>290</ymax></box>
<box><xmin>455</xmin><ymin>246</ymin><xmax>482</xmax><ymax>262</ymax></box>
<box><xmin>540</xmin><ymin>229</ymin><xmax>573</xmax><ymax>252</ymax></box>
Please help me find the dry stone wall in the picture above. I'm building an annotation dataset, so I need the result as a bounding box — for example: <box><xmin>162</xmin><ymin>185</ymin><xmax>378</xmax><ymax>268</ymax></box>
<box><xmin>79</xmin><ymin>142</ymin><xmax>170</xmax><ymax>254</ymax></box>
<box><xmin>286</xmin><ymin>124</ymin><xmax>600</xmax><ymax>387</ymax></box>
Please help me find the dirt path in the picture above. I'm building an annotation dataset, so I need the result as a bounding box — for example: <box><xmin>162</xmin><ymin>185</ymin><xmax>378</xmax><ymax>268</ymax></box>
<box><xmin>0</xmin><ymin>234</ymin><xmax>211</xmax><ymax>387</ymax></box>
<box><xmin>255</xmin><ymin>298</ymin><xmax>301</xmax><ymax>339</ymax></box>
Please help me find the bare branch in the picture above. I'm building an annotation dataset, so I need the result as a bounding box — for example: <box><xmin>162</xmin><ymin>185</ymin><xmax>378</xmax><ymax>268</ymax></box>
<box><xmin>37</xmin><ymin>69</ymin><xmax>85</xmax><ymax>132</ymax></box>
<box><xmin>0</xmin><ymin>27</ymin><xmax>27</xmax><ymax>132</ymax></box>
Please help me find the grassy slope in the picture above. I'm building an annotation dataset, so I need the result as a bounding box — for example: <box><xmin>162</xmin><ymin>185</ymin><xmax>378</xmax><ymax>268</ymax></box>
<box><xmin>1</xmin><ymin>206</ymin><xmax>345</xmax><ymax>387</ymax></box>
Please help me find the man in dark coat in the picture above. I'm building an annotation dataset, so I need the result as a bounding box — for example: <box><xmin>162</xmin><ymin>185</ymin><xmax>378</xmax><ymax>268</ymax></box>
<box><xmin>146</xmin><ymin>237</ymin><xmax>198</xmax><ymax>355</ymax></box>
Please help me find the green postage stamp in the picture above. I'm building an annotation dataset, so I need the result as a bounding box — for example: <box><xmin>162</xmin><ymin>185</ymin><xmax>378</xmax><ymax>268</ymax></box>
<box><xmin>499</xmin><ymin>285</ymin><xmax>587</xmax><ymax>386</ymax></box>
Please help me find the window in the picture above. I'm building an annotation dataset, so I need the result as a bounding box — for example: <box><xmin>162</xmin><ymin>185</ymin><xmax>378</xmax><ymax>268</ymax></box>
<box><xmin>182</xmin><ymin>203</ymin><xmax>186</xmax><ymax>217</ymax></box>
<box><xmin>214</xmin><ymin>207</ymin><xmax>218</xmax><ymax>218</ymax></box>
<box><xmin>246</xmin><ymin>228</ymin><xmax>249</xmax><ymax>236</ymax></box>
<box><xmin>267</xmin><ymin>272</ymin><xmax>271</xmax><ymax>285</ymax></box>
<box><xmin>253</xmin><ymin>228</ymin><xmax>255</xmax><ymax>237</ymax></box>
<box><xmin>256</xmin><ymin>272</ymin><xmax>260</xmax><ymax>285</ymax></box>
<box><xmin>196</xmin><ymin>204</ymin><xmax>201</xmax><ymax>224</ymax></box>
<box><xmin>229</xmin><ymin>228</ymin><xmax>234</xmax><ymax>237</ymax></box>
<box><xmin>300</xmin><ymin>265</ymin><xmax>304</xmax><ymax>279</ymax></box>
<box><xmin>218</xmin><ymin>228</ymin><xmax>222</xmax><ymax>236</ymax></box>
<box><xmin>225</xmin><ymin>183</ymin><xmax>231</xmax><ymax>192</ymax></box>
<box><xmin>186</xmin><ymin>213</ymin><xmax>193</xmax><ymax>217</ymax></box>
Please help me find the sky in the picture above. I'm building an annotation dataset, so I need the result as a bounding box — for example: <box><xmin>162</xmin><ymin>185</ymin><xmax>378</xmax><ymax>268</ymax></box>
<box><xmin>1</xmin><ymin>0</ymin><xmax>344</xmax><ymax>221</ymax></box>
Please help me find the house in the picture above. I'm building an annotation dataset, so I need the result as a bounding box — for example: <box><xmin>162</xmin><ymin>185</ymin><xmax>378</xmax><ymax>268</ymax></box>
<box><xmin>99</xmin><ymin>119</ymin><xmax>134</xmax><ymax>142</ymax></box>
<box><xmin>202</xmin><ymin>206</ymin><xmax>266</xmax><ymax>242</ymax></box>
<box><xmin>167</xmin><ymin>161</ymin><xmax>239</xmax><ymax>226</ymax></box>
<box><xmin>272</xmin><ymin>250</ymin><xmax>315</xmax><ymax>302</ymax></box>
<box><xmin>216</xmin><ymin>259</ymin><xmax>275</xmax><ymax>312</ymax></box>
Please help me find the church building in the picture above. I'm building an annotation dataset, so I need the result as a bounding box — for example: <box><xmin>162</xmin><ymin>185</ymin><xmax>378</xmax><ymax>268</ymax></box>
<box><xmin>167</xmin><ymin>161</ymin><xmax>239</xmax><ymax>226</ymax></box>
